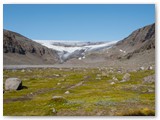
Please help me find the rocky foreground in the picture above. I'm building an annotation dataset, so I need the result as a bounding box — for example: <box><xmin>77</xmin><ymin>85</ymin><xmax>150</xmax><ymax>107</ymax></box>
<box><xmin>3</xmin><ymin>67</ymin><xmax>155</xmax><ymax>116</ymax></box>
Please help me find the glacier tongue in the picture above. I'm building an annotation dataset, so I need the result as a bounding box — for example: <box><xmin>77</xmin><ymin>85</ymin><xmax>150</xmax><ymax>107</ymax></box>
<box><xmin>34</xmin><ymin>40</ymin><xmax>117</xmax><ymax>63</ymax></box>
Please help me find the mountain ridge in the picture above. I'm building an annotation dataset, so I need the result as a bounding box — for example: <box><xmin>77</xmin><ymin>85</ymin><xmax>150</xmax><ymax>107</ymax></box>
<box><xmin>3</xmin><ymin>23</ymin><xmax>155</xmax><ymax>67</ymax></box>
<box><xmin>3</xmin><ymin>29</ymin><xmax>59</xmax><ymax>65</ymax></box>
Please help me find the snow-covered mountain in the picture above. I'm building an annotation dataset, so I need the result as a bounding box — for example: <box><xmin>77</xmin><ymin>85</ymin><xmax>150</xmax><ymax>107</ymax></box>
<box><xmin>35</xmin><ymin>40</ymin><xmax>118</xmax><ymax>63</ymax></box>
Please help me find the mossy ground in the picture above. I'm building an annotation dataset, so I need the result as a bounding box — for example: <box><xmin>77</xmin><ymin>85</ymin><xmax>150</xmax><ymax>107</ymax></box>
<box><xmin>3</xmin><ymin>68</ymin><xmax>155</xmax><ymax>116</ymax></box>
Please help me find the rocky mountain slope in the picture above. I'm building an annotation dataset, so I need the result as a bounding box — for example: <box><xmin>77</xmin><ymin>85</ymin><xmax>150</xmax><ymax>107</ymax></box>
<box><xmin>64</xmin><ymin>23</ymin><xmax>155</xmax><ymax>69</ymax></box>
<box><xmin>3</xmin><ymin>30</ymin><xmax>59</xmax><ymax>65</ymax></box>
<box><xmin>87</xmin><ymin>23</ymin><xmax>155</xmax><ymax>59</ymax></box>
<box><xmin>3</xmin><ymin>23</ymin><xmax>155</xmax><ymax>68</ymax></box>
<box><xmin>115</xmin><ymin>23</ymin><xmax>155</xmax><ymax>59</ymax></box>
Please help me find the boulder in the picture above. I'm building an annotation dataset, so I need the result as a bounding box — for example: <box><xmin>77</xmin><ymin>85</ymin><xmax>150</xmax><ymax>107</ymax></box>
<box><xmin>64</xmin><ymin>91</ymin><xmax>70</xmax><ymax>94</ymax></box>
<box><xmin>120</xmin><ymin>73</ymin><xmax>131</xmax><ymax>82</ymax></box>
<box><xmin>123</xmin><ymin>73</ymin><xmax>131</xmax><ymax>80</ymax></box>
<box><xmin>110</xmin><ymin>82</ymin><xmax>115</xmax><ymax>85</ymax></box>
<box><xmin>148</xmin><ymin>66</ymin><xmax>153</xmax><ymax>70</ymax></box>
<box><xmin>139</xmin><ymin>66</ymin><xmax>145</xmax><ymax>71</ymax></box>
<box><xmin>101</xmin><ymin>71</ymin><xmax>109</xmax><ymax>77</ymax></box>
<box><xmin>21</xmin><ymin>69</ymin><xmax>25</xmax><ymax>72</ymax></box>
<box><xmin>52</xmin><ymin>108</ymin><xmax>57</xmax><ymax>114</ymax></box>
<box><xmin>112</xmin><ymin>76</ymin><xmax>118</xmax><ymax>81</ymax></box>
<box><xmin>5</xmin><ymin>78</ymin><xmax>22</xmax><ymax>91</ymax></box>
<box><xmin>57</xmin><ymin>83</ymin><xmax>61</xmax><ymax>85</ymax></box>
<box><xmin>143</xmin><ymin>75</ymin><xmax>155</xmax><ymax>84</ymax></box>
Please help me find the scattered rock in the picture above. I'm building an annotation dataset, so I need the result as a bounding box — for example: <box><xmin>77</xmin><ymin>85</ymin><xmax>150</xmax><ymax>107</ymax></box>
<box><xmin>57</xmin><ymin>83</ymin><xmax>61</xmax><ymax>85</ymax></box>
<box><xmin>120</xmin><ymin>73</ymin><xmax>131</xmax><ymax>82</ymax></box>
<box><xmin>120</xmin><ymin>79</ymin><xmax>126</xmax><ymax>83</ymax></box>
<box><xmin>52</xmin><ymin>96</ymin><xmax>67</xmax><ymax>103</ymax></box>
<box><xmin>112</xmin><ymin>76</ymin><xmax>118</xmax><ymax>81</ymax></box>
<box><xmin>123</xmin><ymin>73</ymin><xmax>131</xmax><ymax>80</ymax></box>
<box><xmin>5</xmin><ymin>78</ymin><xmax>22</xmax><ymax>91</ymax></box>
<box><xmin>54</xmin><ymin>74</ymin><xmax>60</xmax><ymax>77</ymax></box>
<box><xmin>96</xmin><ymin>74</ymin><xmax>101</xmax><ymax>80</ymax></box>
<box><xmin>143</xmin><ymin>75</ymin><xmax>155</xmax><ymax>84</ymax></box>
<box><xmin>21</xmin><ymin>69</ymin><xmax>25</xmax><ymax>72</ymax></box>
<box><xmin>82</xmin><ymin>56</ymin><xmax>85</xmax><ymax>59</ymax></box>
<box><xmin>139</xmin><ymin>66</ymin><xmax>145</xmax><ymax>71</ymax></box>
<box><xmin>109</xmin><ymin>70</ymin><xmax>114</xmax><ymax>73</ymax></box>
<box><xmin>148</xmin><ymin>89</ymin><xmax>154</xmax><ymax>93</ymax></box>
<box><xmin>78</xmin><ymin>57</ymin><xmax>82</xmax><ymax>60</ymax></box>
<box><xmin>27</xmin><ymin>69</ymin><xmax>32</xmax><ymax>72</ymax></box>
<box><xmin>110</xmin><ymin>82</ymin><xmax>115</xmax><ymax>85</ymax></box>
<box><xmin>148</xmin><ymin>66</ymin><xmax>153</xmax><ymax>70</ymax></box>
<box><xmin>52</xmin><ymin>108</ymin><xmax>57</xmax><ymax>114</ymax></box>
<box><xmin>64</xmin><ymin>91</ymin><xmax>70</xmax><ymax>94</ymax></box>
<box><xmin>97</xmin><ymin>74</ymin><xmax>101</xmax><ymax>77</ymax></box>
<box><xmin>101</xmin><ymin>71</ymin><xmax>109</xmax><ymax>77</ymax></box>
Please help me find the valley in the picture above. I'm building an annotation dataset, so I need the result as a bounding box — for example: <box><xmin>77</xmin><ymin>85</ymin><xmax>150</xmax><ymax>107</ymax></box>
<box><xmin>3</xmin><ymin>23</ymin><xmax>155</xmax><ymax>116</ymax></box>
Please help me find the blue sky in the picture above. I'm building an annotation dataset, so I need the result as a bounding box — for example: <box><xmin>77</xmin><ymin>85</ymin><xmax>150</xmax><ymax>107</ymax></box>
<box><xmin>3</xmin><ymin>4</ymin><xmax>155</xmax><ymax>42</ymax></box>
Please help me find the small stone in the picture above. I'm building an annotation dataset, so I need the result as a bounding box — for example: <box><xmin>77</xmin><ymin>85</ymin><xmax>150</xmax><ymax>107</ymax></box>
<box><xmin>139</xmin><ymin>66</ymin><xmax>145</xmax><ymax>71</ymax></box>
<box><xmin>64</xmin><ymin>91</ymin><xmax>70</xmax><ymax>94</ymax></box>
<box><xmin>78</xmin><ymin>57</ymin><xmax>82</xmax><ymax>60</ymax></box>
<box><xmin>122</xmin><ymin>73</ymin><xmax>131</xmax><ymax>81</ymax></box>
<box><xmin>54</xmin><ymin>74</ymin><xmax>60</xmax><ymax>77</ymax></box>
<box><xmin>52</xmin><ymin>108</ymin><xmax>57</xmax><ymax>114</ymax></box>
<box><xmin>21</xmin><ymin>69</ymin><xmax>25</xmax><ymax>72</ymax></box>
<box><xmin>112</xmin><ymin>76</ymin><xmax>118</xmax><ymax>81</ymax></box>
<box><xmin>110</xmin><ymin>82</ymin><xmax>115</xmax><ymax>85</ymax></box>
<box><xmin>57</xmin><ymin>83</ymin><xmax>61</xmax><ymax>85</ymax></box>
<box><xmin>120</xmin><ymin>79</ymin><xmax>126</xmax><ymax>83</ymax></box>
<box><xmin>97</xmin><ymin>74</ymin><xmax>101</xmax><ymax>77</ymax></box>
<box><xmin>148</xmin><ymin>89</ymin><xmax>154</xmax><ymax>93</ymax></box>
<box><xmin>101</xmin><ymin>71</ymin><xmax>108</xmax><ymax>77</ymax></box>
<box><xmin>148</xmin><ymin>66</ymin><xmax>153</xmax><ymax>70</ymax></box>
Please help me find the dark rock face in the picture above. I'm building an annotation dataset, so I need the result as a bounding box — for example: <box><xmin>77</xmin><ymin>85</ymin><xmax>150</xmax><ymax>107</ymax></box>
<box><xmin>3</xmin><ymin>30</ymin><xmax>59</xmax><ymax>65</ymax></box>
<box><xmin>5</xmin><ymin>78</ymin><xmax>22</xmax><ymax>91</ymax></box>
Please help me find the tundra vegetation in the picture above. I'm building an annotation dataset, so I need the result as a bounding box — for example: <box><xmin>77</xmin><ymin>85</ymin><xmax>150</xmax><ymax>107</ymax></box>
<box><xmin>3</xmin><ymin>68</ymin><xmax>155</xmax><ymax>116</ymax></box>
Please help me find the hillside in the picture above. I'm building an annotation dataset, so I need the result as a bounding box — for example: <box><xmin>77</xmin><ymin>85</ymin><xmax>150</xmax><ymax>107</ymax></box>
<box><xmin>98</xmin><ymin>23</ymin><xmax>155</xmax><ymax>59</ymax></box>
<box><xmin>3</xmin><ymin>30</ymin><xmax>59</xmax><ymax>65</ymax></box>
<box><xmin>115</xmin><ymin>23</ymin><xmax>155</xmax><ymax>59</ymax></box>
<box><xmin>3</xmin><ymin>23</ymin><xmax>155</xmax><ymax>69</ymax></box>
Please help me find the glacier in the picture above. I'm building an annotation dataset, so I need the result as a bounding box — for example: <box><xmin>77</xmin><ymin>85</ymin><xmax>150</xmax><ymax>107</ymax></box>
<box><xmin>34</xmin><ymin>40</ymin><xmax>118</xmax><ymax>63</ymax></box>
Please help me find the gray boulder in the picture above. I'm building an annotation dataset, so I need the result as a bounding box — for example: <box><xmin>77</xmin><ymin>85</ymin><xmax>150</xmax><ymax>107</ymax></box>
<box><xmin>64</xmin><ymin>91</ymin><xmax>70</xmax><ymax>94</ymax></box>
<box><xmin>120</xmin><ymin>73</ymin><xmax>131</xmax><ymax>82</ymax></box>
<box><xmin>143</xmin><ymin>75</ymin><xmax>155</xmax><ymax>84</ymax></box>
<box><xmin>139</xmin><ymin>66</ymin><xmax>145</xmax><ymax>71</ymax></box>
<box><xmin>5</xmin><ymin>78</ymin><xmax>22</xmax><ymax>91</ymax></box>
